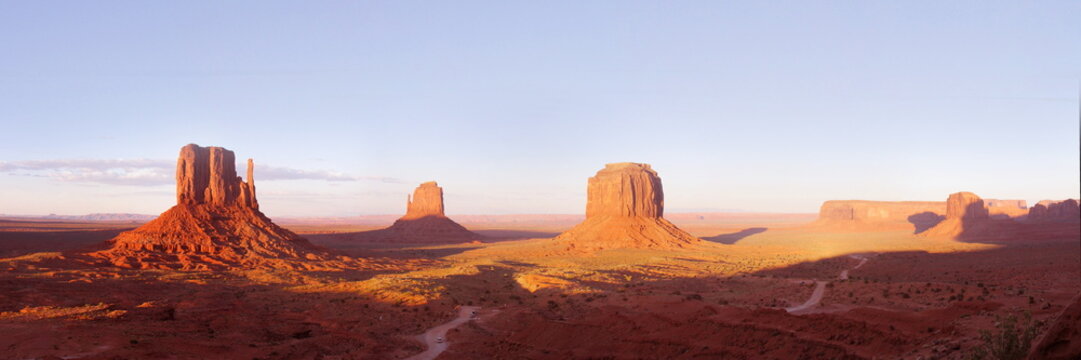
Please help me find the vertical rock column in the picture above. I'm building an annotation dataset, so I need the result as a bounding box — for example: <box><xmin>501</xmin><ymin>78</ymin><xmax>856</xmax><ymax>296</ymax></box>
<box><xmin>403</xmin><ymin>181</ymin><xmax>446</xmax><ymax>219</ymax></box>
<box><xmin>174</xmin><ymin>144</ymin><xmax>257</xmax><ymax>209</ymax></box>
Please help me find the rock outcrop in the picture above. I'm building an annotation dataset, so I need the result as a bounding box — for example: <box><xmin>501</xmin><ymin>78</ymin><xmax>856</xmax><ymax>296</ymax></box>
<box><xmin>355</xmin><ymin>182</ymin><xmax>481</xmax><ymax>243</ymax></box>
<box><xmin>1028</xmin><ymin>199</ymin><xmax>1081</xmax><ymax>223</ymax></box>
<box><xmin>813</xmin><ymin>200</ymin><xmax>946</xmax><ymax>232</ymax></box>
<box><xmin>89</xmin><ymin>144</ymin><xmax>333</xmax><ymax>270</ymax></box>
<box><xmin>984</xmin><ymin>199</ymin><xmax>1029</xmax><ymax>219</ymax></box>
<box><xmin>920</xmin><ymin>192</ymin><xmax>994</xmax><ymax>238</ymax></box>
<box><xmin>1029</xmin><ymin>292</ymin><xmax>1081</xmax><ymax>360</ymax></box>
<box><xmin>554</xmin><ymin>163</ymin><xmax>699</xmax><ymax>251</ymax></box>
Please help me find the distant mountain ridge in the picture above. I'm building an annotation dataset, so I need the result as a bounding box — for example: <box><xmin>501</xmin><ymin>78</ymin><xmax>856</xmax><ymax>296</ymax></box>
<box><xmin>0</xmin><ymin>213</ymin><xmax>158</xmax><ymax>222</ymax></box>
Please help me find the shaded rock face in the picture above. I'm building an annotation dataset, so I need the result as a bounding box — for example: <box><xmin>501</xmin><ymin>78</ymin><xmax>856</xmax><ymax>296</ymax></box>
<box><xmin>556</xmin><ymin>163</ymin><xmax>698</xmax><ymax>251</ymax></box>
<box><xmin>946</xmin><ymin>192</ymin><xmax>988</xmax><ymax>220</ymax></box>
<box><xmin>360</xmin><ymin>181</ymin><xmax>480</xmax><ymax>243</ymax></box>
<box><xmin>814</xmin><ymin>200</ymin><xmax>946</xmax><ymax>233</ymax></box>
<box><xmin>921</xmin><ymin>192</ymin><xmax>999</xmax><ymax>239</ymax></box>
<box><xmin>403</xmin><ymin>181</ymin><xmax>444</xmax><ymax>219</ymax></box>
<box><xmin>1029</xmin><ymin>199</ymin><xmax>1081</xmax><ymax>223</ymax></box>
<box><xmin>90</xmin><ymin>144</ymin><xmax>332</xmax><ymax>270</ymax></box>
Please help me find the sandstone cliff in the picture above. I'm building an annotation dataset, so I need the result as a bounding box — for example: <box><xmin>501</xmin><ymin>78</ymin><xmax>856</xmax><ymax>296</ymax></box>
<box><xmin>920</xmin><ymin>192</ymin><xmax>997</xmax><ymax>239</ymax></box>
<box><xmin>89</xmin><ymin>144</ymin><xmax>333</xmax><ymax>270</ymax></box>
<box><xmin>814</xmin><ymin>200</ymin><xmax>946</xmax><ymax>232</ymax></box>
<box><xmin>1028</xmin><ymin>199</ymin><xmax>1081</xmax><ymax>223</ymax></box>
<box><xmin>555</xmin><ymin>163</ymin><xmax>699</xmax><ymax>251</ymax></box>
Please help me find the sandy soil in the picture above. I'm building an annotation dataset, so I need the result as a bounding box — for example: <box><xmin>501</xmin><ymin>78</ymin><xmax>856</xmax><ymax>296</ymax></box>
<box><xmin>0</xmin><ymin>214</ymin><xmax>1077</xmax><ymax>359</ymax></box>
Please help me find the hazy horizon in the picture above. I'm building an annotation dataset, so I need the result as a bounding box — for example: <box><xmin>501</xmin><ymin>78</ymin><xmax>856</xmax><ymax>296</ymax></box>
<box><xmin>2</xmin><ymin>1</ymin><xmax>1079</xmax><ymax>217</ymax></box>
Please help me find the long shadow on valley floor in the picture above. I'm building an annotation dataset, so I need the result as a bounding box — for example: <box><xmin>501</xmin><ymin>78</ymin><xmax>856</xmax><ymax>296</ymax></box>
<box><xmin>702</xmin><ymin>227</ymin><xmax>767</xmax><ymax>244</ymax></box>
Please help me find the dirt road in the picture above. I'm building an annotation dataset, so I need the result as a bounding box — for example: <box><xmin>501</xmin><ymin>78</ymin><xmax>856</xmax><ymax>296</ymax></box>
<box><xmin>405</xmin><ymin>306</ymin><xmax>480</xmax><ymax>360</ymax></box>
<box><xmin>786</xmin><ymin>255</ymin><xmax>870</xmax><ymax>314</ymax></box>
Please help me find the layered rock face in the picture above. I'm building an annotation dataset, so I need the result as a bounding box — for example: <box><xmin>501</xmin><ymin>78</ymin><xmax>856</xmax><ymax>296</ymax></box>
<box><xmin>402</xmin><ymin>181</ymin><xmax>445</xmax><ymax>219</ymax></box>
<box><xmin>1029</xmin><ymin>199</ymin><xmax>1081</xmax><ymax>223</ymax></box>
<box><xmin>814</xmin><ymin>200</ymin><xmax>946</xmax><ymax>232</ymax></box>
<box><xmin>945</xmin><ymin>192</ymin><xmax>989</xmax><ymax>220</ymax></box>
<box><xmin>555</xmin><ymin>163</ymin><xmax>699</xmax><ymax>251</ymax></box>
<box><xmin>360</xmin><ymin>181</ymin><xmax>480</xmax><ymax>243</ymax></box>
<box><xmin>921</xmin><ymin>192</ymin><xmax>994</xmax><ymax>238</ymax></box>
<box><xmin>90</xmin><ymin>144</ymin><xmax>330</xmax><ymax>270</ymax></box>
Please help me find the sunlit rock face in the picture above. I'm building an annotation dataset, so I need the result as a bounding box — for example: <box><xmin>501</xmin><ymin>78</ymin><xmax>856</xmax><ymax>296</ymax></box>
<box><xmin>90</xmin><ymin>144</ymin><xmax>330</xmax><ymax>270</ymax></box>
<box><xmin>556</xmin><ymin>163</ymin><xmax>699</xmax><ymax>251</ymax></box>
<box><xmin>373</xmin><ymin>181</ymin><xmax>481</xmax><ymax>243</ymax></box>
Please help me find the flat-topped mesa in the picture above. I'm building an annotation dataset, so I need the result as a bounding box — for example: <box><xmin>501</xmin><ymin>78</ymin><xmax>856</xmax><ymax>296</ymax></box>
<box><xmin>176</xmin><ymin>144</ymin><xmax>258</xmax><ymax>209</ymax></box>
<box><xmin>814</xmin><ymin>200</ymin><xmax>946</xmax><ymax>232</ymax></box>
<box><xmin>555</xmin><ymin>163</ymin><xmax>698</xmax><ymax>251</ymax></box>
<box><xmin>403</xmin><ymin>181</ymin><xmax>445</xmax><ymax>219</ymax></box>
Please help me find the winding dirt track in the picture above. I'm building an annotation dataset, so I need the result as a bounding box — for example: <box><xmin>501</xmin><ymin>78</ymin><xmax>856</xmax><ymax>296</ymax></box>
<box><xmin>786</xmin><ymin>255</ymin><xmax>870</xmax><ymax>314</ymax></box>
<box><xmin>405</xmin><ymin>306</ymin><xmax>480</xmax><ymax>360</ymax></box>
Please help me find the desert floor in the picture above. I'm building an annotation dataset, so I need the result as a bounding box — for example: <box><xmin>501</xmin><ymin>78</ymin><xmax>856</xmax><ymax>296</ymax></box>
<box><xmin>1</xmin><ymin>214</ymin><xmax>1077</xmax><ymax>359</ymax></box>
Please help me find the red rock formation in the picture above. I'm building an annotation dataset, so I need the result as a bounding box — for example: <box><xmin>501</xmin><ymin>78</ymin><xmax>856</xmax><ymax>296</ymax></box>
<box><xmin>89</xmin><ymin>144</ymin><xmax>333</xmax><ymax>270</ymax></box>
<box><xmin>1028</xmin><ymin>199</ymin><xmax>1081</xmax><ymax>223</ymax></box>
<box><xmin>920</xmin><ymin>192</ymin><xmax>996</xmax><ymax>238</ymax></box>
<box><xmin>555</xmin><ymin>163</ymin><xmax>699</xmax><ymax>251</ymax></box>
<box><xmin>355</xmin><ymin>181</ymin><xmax>481</xmax><ymax>243</ymax></box>
<box><xmin>403</xmin><ymin>181</ymin><xmax>445</xmax><ymax>219</ymax></box>
<box><xmin>813</xmin><ymin>200</ymin><xmax>946</xmax><ymax>232</ymax></box>
<box><xmin>1029</xmin><ymin>292</ymin><xmax>1081</xmax><ymax>360</ymax></box>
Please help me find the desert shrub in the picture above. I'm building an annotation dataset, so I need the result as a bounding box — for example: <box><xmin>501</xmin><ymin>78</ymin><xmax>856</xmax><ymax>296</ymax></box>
<box><xmin>966</xmin><ymin>312</ymin><xmax>1038</xmax><ymax>360</ymax></box>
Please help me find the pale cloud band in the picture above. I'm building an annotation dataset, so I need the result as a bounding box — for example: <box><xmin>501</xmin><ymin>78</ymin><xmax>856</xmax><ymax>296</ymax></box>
<box><xmin>0</xmin><ymin>159</ymin><xmax>404</xmax><ymax>186</ymax></box>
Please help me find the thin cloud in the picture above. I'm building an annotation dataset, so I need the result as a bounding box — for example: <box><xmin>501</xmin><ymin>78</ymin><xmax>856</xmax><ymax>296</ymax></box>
<box><xmin>0</xmin><ymin>158</ymin><xmax>402</xmax><ymax>185</ymax></box>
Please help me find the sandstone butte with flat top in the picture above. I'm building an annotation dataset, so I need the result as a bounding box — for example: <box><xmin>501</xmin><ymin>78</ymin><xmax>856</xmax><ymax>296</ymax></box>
<box><xmin>88</xmin><ymin>144</ymin><xmax>334</xmax><ymax>270</ymax></box>
<box><xmin>366</xmin><ymin>181</ymin><xmax>481</xmax><ymax>243</ymax></box>
<box><xmin>919</xmin><ymin>191</ymin><xmax>992</xmax><ymax>238</ymax></box>
<box><xmin>555</xmin><ymin>162</ymin><xmax>699</xmax><ymax>251</ymax></box>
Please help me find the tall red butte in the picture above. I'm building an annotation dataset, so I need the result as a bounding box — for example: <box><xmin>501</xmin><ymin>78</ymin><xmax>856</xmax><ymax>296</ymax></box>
<box><xmin>920</xmin><ymin>191</ymin><xmax>993</xmax><ymax>239</ymax></box>
<box><xmin>89</xmin><ymin>144</ymin><xmax>331</xmax><ymax>270</ymax></box>
<box><xmin>555</xmin><ymin>163</ymin><xmax>699</xmax><ymax>251</ymax></box>
<box><xmin>356</xmin><ymin>181</ymin><xmax>481</xmax><ymax>243</ymax></box>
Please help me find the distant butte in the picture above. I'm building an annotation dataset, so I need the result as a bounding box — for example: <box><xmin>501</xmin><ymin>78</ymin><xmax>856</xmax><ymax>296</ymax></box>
<box><xmin>1028</xmin><ymin>199</ymin><xmax>1081</xmax><ymax>223</ymax></box>
<box><xmin>554</xmin><ymin>163</ymin><xmax>699</xmax><ymax>251</ymax></box>
<box><xmin>88</xmin><ymin>144</ymin><xmax>334</xmax><ymax>270</ymax></box>
<box><xmin>357</xmin><ymin>181</ymin><xmax>481</xmax><ymax>243</ymax></box>
<box><xmin>919</xmin><ymin>191</ymin><xmax>994</xmax><ymax>239</ymax></box>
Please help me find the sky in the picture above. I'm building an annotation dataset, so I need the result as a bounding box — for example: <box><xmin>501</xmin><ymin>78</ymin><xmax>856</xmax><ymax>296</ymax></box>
<box><xmin>1</xmin><ymin>1</ymin><xmax>1078</xmax><ymax>217</ymax></box>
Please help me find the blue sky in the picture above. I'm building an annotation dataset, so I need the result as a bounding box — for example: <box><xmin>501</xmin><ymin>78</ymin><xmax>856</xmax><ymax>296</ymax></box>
<box><xmin>1</xmin><ymin>1</ymin><xmax>1078</xmax><ymax>217</ymax></box>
